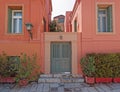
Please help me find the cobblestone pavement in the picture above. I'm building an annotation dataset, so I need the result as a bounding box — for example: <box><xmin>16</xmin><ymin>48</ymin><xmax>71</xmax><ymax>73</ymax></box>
<box><xmin>0</xmin><ymin>82</ymin><xmax>120</xmax><ymax>92</ymax></box>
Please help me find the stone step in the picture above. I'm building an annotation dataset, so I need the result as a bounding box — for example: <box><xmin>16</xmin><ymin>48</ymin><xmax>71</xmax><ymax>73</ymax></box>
<box><xmin>38</xmin><ymin>74</ymin><xmax>84</xmax><ymax>83</ymax></box>
<box><xmin>38</xmin><ymin>77</ymin><xmax>84</xmax><ymax>83</ymax></box>
<box><xmin>40</xmin><ymin>74</ymin><xmax>83</xmax><ymax>78</ymax></box>
<box><xmin>38</xmin><ymin>78</ymin><xmax>60</xmax><ymax>83</ymax></box>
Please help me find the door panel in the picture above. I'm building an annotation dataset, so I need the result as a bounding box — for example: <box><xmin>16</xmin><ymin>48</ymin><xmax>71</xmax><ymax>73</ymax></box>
<box><xmin>51</xmin><ymin>42</ymin><xmax>71</xmax><ymax>73</ymax></box>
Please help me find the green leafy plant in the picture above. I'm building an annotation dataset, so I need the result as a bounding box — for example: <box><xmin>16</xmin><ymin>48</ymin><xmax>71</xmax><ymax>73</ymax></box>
<box><xmin>0</xmin><ymin>52</ymin><xmax>19</xmax><ymax>77</ymax></box>
<box><xmin>49</xmin><ymin>20</ymin><xmax>57</xmax><ymax>32</ymax></box>
<box><xmin>49</xmin><ymin>20</ymin><xmax>63</xmax><ymax>32</ymax></box>
<box><xmin>15</xmin><ymin>53</ymin><xmax>40</xmax><ymax>82</ymax></box>
<box><xmin>80</xmin><ymin>54</ymin><xmax>95</xmax><ymax>77</ymax></box>
<box><xmin>112</xmin><ymin>53</ymin><xmax>120</xmax><ymax>78</ymax></box>
<box><xmin>95</xmin><ymin>53</ymin><xmax>116</xmax><ymax>78</ymax></box>
<box><xmin>81</xmin><ymin>53</ymin><xmax>120</xmax><ymax>78</ymax></box>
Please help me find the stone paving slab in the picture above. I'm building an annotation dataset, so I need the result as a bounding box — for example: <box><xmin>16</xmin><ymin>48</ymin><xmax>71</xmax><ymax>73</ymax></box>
<box><xmin>81</xmin><ymin>87</ymin><xmax>89</xmax><ymax>92</ymax></box>
<box><xmin>87</xmin><ymin>87</ymin><xmax>98</xmax><ymax>92</ymax></box>
<box><xmin>112</xmin><ymin>89</ymin><xmax>120</xmax><ymax>92</ymax></box>
<box><xmin>30</xmin><ymin>83</ymin><xmax>38</xmax><ymax>92</ymax></box>
<box><xmin>97</xmin><ymin>84</ymin><xmax>112</xmax><ymax>92</ymax></box>
<box><xmin>58</xmin><ymin>87</ymin><xmax>64</xmax><ymax>92</ymax></box>
<box><xmin>36</xmin><ymin>84</ymin><xmax>44</xmax><ymax>92</ymax></box>
<box><xmin>0</xmin><ymin>83</ymin><xmax>120</xmax><ymax>92</ymax></box>
<box><xmin>107</xmin><ymin>83</ymin><xmax>120</xmax><ymax>90</ymax></box>
<box><xmin>43</xmin><ymin>83</ymin><xmax>49</xmax><ymax>92</ymax></box>
<box><xmin>95</xmin><ymin>86</ymin><xmax>105</xmax><ymax>92</ymax></box>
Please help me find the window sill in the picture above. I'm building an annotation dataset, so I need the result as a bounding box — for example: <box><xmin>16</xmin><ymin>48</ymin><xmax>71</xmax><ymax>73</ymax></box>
<box><xmin>6</xmin><ymin>33</ymin><xmax>24</xmax><ymax>35</ymax></box>
<box><xmin>96</xmin><ymin>32</ymin><xmax>115</xmax><ymax>35</ymax></box>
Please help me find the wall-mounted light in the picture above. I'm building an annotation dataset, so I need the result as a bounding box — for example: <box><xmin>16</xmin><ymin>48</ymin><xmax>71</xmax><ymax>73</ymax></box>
<box><xmin>25</xmin><ymin>23</ymin><xmax>33</xmax><ymax>39</ymax></box>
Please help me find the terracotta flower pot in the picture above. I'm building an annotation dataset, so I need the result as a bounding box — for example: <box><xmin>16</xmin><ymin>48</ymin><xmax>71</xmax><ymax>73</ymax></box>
<box><xmin>19</xmin><ymin>79</ymin><xmax>28</xmax><ymax>86</ymax></box>
<box><xmin>7</xmin><ymin>77</ymin><xmax>15</xmax><ymax>83</ymax></box>
<box><xmin>113</xmin><ymin>78</ymin><xmax>120</xmax><ymax>83</ymax></box>
<box><xmin>0</xmin><ymin>77</ymin><xmax>7</xmax><ymax>83</ymax></box>
<box><xmin>0</xmin><ymin>75</ymin><xmax>1</xmax><ymax>82</ymax></box>
<box><xmin>85</xmin><ymin>76</ymin><xmax>95</xmax><ymax>84</ymax></box>
<box><xmin>96</xmin><ymin>78</ymin><xmax>112</xmax><ymax>83</ymax></box>
<box><xmin>0</xmin><ymin>77</ymin><xmax>15</xmax><ymax>83</ymax></box>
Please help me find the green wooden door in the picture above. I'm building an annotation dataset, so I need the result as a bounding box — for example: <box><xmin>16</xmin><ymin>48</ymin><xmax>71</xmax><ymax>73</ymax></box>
<box><xmin>51</xmin><ymin>42</ymin><xmax>71</xmax><ymax>74</ymax></box>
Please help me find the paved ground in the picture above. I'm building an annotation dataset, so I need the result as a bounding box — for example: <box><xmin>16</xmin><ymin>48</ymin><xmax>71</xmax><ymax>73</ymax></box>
<box><xmin>0</xmin><ymin>82</ymin><xmax>120</xmax><ymax>92</ymax></box>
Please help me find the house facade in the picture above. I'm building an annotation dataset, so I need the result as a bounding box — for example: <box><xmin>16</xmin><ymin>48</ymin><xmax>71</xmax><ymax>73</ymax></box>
<box><xmin>71</xmin><ymin>0</ymin><xmax>120</xmax><ymax>74</ymax></box>
<box><xmin>1</xmin><ymin>0</ymin><xmax>120</xmax><ymax>75</ymax></box>
<box><xmin>54</xmin><ymin>15</ymin><xmax>65</xmax><ymax>32</ymax></box>
<box><xmin>0</xmin><ymin>0</ymin><xmax>52</xmax><ymax>72</ymax></box>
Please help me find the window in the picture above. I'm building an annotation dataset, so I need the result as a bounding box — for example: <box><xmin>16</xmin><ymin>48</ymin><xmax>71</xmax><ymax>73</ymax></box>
<box><xmin>58</xmin><ymin>18</ymin><xmax>64</xmax><ymax>23</ymax></box>
<box><xmin>8</xmin><ymin>56</ymin><xmax>20</xmax><ymax>62</ymax></box>
<box><xmin>12</xmin><ymin>10</ymin><xmax>22</xmax><ymax>33</ymax></box>
<box><xmin>43</xmin><ymin>18</ymin><xmax>46</xmax><ymax>32</ymax></box>
<box><xmin>97</xmin><ymin>5</ymin><xmax>113</xmax><ymax>32</ymax></box>
<box><xmin>74</xmin><ymin>20</ymin><xmax>77</xmax><ymax>32</ymax></box>
<box><xmin>8</xmin><ymin>7</ymin><xmax>22</xmax><ymax>34</ymax></box>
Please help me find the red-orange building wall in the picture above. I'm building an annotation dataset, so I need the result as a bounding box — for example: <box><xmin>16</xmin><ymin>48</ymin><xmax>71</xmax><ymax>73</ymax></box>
<box><xmin>0</xmin><ymin>0</ymin><xmax>52</xmax><ymax>72</ymax></box>
<box><xmin>64</xmin><ymin>11</ymin><xmax>72</xmax><ymax>32</ymax></box>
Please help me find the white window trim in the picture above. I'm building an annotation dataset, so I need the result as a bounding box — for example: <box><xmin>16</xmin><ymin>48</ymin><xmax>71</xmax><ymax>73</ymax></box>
<box><xmin>12</xmin><ymin>10</ymin><xmax>22</xmax><ymax>34</ymax></box>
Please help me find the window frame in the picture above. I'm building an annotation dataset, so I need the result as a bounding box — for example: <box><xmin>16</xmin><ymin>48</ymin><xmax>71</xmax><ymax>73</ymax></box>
<box><xmin>6</xmin><ymin>5</ymin><xmax>24</xmax><ymax>35</ymax></box>
<box><xmin>58</xmin><ymin>18</ymin><xmax>64</xmax><ymax>23</ymax></box>
<box><xmin>96</xmin><ymin>3</ymin><xmax>115</xmax><ymax>34</ymax></box>
<box><xmin>12</xmin><ymin>10</ymin><xmax>22</xmax><ymax>34</ymax></box>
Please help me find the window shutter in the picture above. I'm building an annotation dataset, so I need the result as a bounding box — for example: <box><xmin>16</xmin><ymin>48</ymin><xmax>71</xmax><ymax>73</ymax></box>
<box><xmin>97</xmin><ymin>6</ymin><xmax>100</xmax><ymax>32</ymax></box>
<box><xmin>107</xmin><ymin>6</ymin><xmax>113</xmax><ymax>32</ymax></box>
<box><xmin>8</xmin><ymin>8</ymin><xmax>12</xmax><ymax>33</ymax></box>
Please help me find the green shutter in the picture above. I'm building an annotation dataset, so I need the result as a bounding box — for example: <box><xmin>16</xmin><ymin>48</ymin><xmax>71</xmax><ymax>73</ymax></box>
<box><xmin>8</xmin><ymin>8</ymin><xmax>12</xmax><ymax>33</ymax></box>
<box><xmin>107</xmin><ymin>6</ymin><xmax>113</xmax><ymax>32</ymax></box>
<box><xmin>97</xmin><ymin>6</ymin><xmax>100</xmax><ymax>32</ymax></box>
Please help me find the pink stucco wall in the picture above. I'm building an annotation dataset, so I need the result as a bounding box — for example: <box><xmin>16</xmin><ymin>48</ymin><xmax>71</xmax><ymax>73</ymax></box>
<box><xmin>71</xmin><ymin>0</ymin><xmax>120</xmax><ymax>74</ymax></box>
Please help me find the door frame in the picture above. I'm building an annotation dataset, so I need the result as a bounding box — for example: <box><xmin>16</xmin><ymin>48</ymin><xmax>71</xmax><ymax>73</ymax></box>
<box><xmin>44</xmin><ymin>32</ymin><xmax>78</xmax><ymax>74</ymax></box>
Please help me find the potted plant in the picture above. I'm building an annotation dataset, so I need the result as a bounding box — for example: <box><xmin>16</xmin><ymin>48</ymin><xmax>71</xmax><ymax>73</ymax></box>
<box><xmin>113</xmin><ymin>77</ymin><xmax>120</xmax><ymax>83</ymax></box>
<box><xmin>95</xmin><ymin>53</ymin><xmax>113</xmax><ymax>83</ymax></box>
<box><xmin>113</xmin><ymin>53</ymin><xmax>120</xmax><ymax>83</ymax></box>
<box><xmin>15</xmin><ymin>53</ymin><xmax>40</xmax><ymax>86</ymax></box>
<box><xmin>0</xmin><ymin>54</ymin><xmax>3</xmax><ymax>83</ymax></box>
<box><xmin>80</xmin><ymin>54</ymin><xmax>95</xmax><ymax>84</ymax></box>
<box><xmin>0</xmin><ymin>52</ymin><xmax>8</xmax><ymax>83</ymax></box>
<box><xmin>113</xmin><ymin>66</ymin><xmax>120</xmax><ymax>83</ymax></box>
<box><xmin>0</xmin><ymin>52</ymin><xmax>16</xmax><ymax>83</ymax></box>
